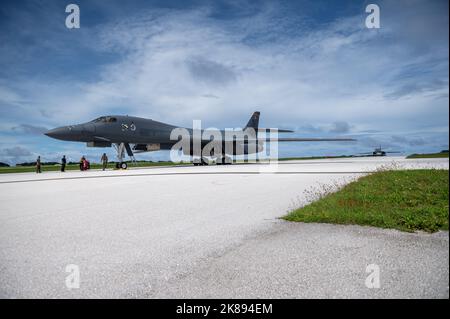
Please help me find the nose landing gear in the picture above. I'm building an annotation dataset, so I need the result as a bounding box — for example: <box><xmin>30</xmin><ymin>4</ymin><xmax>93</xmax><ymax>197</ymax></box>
<box><xmin>115</xmin><ymin>162</ymin><xmax>128</xmax><ymax>169</ymax></box>
<box><xmin>193</xmin><ymin>157</ymin><xmax>208</xmax><ymax>166</ymax></box>
<box><xmin>113</xmin><ymin>142</ymin><xmax>135</xmax><ymax>169</ymax></box>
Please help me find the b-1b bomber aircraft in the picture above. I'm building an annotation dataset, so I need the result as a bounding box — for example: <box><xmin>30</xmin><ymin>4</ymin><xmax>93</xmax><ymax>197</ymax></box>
<box><xmin>358</xmin><ymin>146</ymin><xmax>401</xmax><ymax>157</ymax></box>
<box><xmin>45</xmin><ymin>112</ymin><xmax>355</xmax><ymax>168</ymax></box>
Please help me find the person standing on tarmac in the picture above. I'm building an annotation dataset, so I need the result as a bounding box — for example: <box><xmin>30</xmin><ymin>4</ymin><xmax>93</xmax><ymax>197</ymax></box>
<box><xmin>61</xmin><ymin>155</ymin><xmax>66</xmax><ymax>172</ymax></box>
<box><xmin>83</xmin><ymin>157</ymin><xmax>90</xmax><ymax>170</ymax></box>
<box><xmin>101</xmin><ymin>153</ymin><xmax>108</xmax><ymax>171</ymax></box>
<box><xmin>36</xmin><ymin>156</ymin><xmax>41</xmax><ymax>173</ymax></box>
<box><xmin>80</xmin><ymin>156</ymin><xmax>85</xmax><ymax>171</ymax></box>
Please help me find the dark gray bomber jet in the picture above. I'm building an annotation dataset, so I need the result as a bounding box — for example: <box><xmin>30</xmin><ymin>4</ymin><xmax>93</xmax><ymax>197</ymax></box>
<box><xmin>358</xmin><ymin>146</ymin><xmax>401</xmax><ymax>157</ymax></box>
<box><xmin>45</xmin><ymin>112</ymin><xmax>355</xmax><ymax>169</ymax></box>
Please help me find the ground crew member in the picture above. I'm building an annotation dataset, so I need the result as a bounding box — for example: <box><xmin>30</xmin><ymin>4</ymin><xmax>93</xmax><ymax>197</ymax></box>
<box><xmin>61</xmin><ymin>155</ymin><xmax>67</xmax><ymax>172</ymax></box>
<box><xmin>101</xmin><ymin>153</ymin><xmax>108</xmax><ymax>171</ymax></box>
<box><xmin>36</xmin><ymin>156</ymin><xmax>41</xmax><ymax>173</ymax></box>
<box><xmin>83</xmin><ymin>157</ymin><xmax>90</xmax><ymax>170</ymax></box>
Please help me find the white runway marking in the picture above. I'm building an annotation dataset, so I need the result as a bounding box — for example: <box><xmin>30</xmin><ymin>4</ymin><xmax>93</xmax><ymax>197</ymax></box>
<box><xmin>0</xmin><ymin>157</ymin><xmax>448</xmax><ymax>298</ymax></box>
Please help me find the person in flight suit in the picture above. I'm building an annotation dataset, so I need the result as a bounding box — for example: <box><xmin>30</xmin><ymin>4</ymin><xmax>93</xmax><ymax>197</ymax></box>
<box><xmin>61</xmin><ymin>155</ymin><xmax>67</xmax><ymax>172</ymax></box>
<box><xmin>36</xmin><ymin>156</ymin><xmax>41</xmax><ymax>173</ymax></box>
<box><xmin>101</xmin><ymin>153</ymin><xmax>108</xmax><ymax>171</ymax></box>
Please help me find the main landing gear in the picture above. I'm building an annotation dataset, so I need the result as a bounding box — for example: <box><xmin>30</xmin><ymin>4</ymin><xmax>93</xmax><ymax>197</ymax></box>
<box><xmin>113</xmin><ymin>142</ymin><xmax>135</xmax><ymax>169</ymax></box>
<box><xmin>216</xmin><ymin>155</ymin><xmax>232</xmax><ymax>165</ymax></box>
<box><xmin>193</xmin><ymin>157</ymin><xmax>208</xmax><ymax>166</ymax></box>
<box><xmin>192</xmin><ymin>155</ymin><xmax>232</xmax><ymax>166</ymax></box>
<box><xmin>115</xmin><ymin>162</ymin><xmax>128</xmax><ymax>169</ymax></box>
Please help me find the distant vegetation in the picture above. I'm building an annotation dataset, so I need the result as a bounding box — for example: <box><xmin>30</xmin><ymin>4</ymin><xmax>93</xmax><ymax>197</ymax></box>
<box><xmin>278</xmin><ymin>155</ymin><xmax>353</xmax><ymax>161</ymax></box>
<box><xmin>0</xmin><ymin>162</ymin><xmax>10</xmax><ymax>167</ymax></box>
<box><xmin>16</xmin><ymin>161</ymin><xmax>58</xmax><ymax>166</ymax></box>
<box><xmin>284</xmin><ymin>169</ymin><xmax>449</xmax><ymax>233</ymax></box>
<box><xmin>407</xmin><ymin>150</ymin><xmax>449</xmax><ymax>159</ymax></box>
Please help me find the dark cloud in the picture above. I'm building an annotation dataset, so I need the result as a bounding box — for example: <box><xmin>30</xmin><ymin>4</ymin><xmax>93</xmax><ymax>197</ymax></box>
<box><xmin>382</xmin><ymin>0</ymin><xmax>449</xmax><ymax>52</ymax></box>
<box><xmin>357</xmin><ymin>136</ymin><xmax>391</xmax><ymax>148</ymax></box>
<box><xmin>201</xmin><ymin>94</ymin><xmax>220</xmax><ymax>99</ymax></box>
<box><xmin>2</xmin><ymin>146</ymin><xmax>32</xmax><ymax>157</ymax></box>
<box><xmin>385</xmin><ymin>78</ymin><xmax>449</xmax><ymax>100</ymax></box>
<box><xmin>391</xmin><ymin>135</ymin><xmax>407</xmax><ymax>144</ymax></box>
<box><xmin>408</xmin><ymin>138</ymin><xmax>426</xmax><ymax>146</ymax></box>
<box><xmin>13</xmin><ymin>124</ymin><xmax>48</xmax><ymax>135</ymax></box>
<box><xmin>391</xmin><ymin>135</ymin><xmax>426</xmax><ymax>146</ymax></box>
<box><xmin>329</xmin><ymin>121</ymin><xmax>351</xmax><ymax>134</ymax></box>
<box><xmin>186</xmin><ymin>57</ymin><xmax>237</xmax><ymax>85</ymax></box>
<box><xmin>297</xmin><ymin>122</ymin><xmax>352</xmax><ymax>134</ymax></box>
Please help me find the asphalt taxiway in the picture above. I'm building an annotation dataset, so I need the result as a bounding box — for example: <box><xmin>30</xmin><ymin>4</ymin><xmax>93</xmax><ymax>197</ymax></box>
<box><xmin>0</xmin><ymin>157</ymin><xmax>448</xmax><ymax>298</ymax></box>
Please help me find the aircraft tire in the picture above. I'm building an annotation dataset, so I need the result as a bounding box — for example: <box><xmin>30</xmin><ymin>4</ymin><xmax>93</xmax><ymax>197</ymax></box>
<box><xmin>120</xmin><ymin>162</ymin><xmax>128</xmax><ymax>169</ymax></box>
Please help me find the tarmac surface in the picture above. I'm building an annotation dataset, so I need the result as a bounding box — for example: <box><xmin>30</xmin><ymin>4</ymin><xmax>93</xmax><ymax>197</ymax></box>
<box><xmin>0</xmin><ymin>156</ymin><xmax>448</xmax><ymax>298</ymax></box>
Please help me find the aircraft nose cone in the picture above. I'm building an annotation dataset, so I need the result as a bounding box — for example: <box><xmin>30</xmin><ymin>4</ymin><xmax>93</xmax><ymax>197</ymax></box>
<box><xmin>45</xmin><ymin>126</ymin><xmax>74</xmax><ymax>140</ymax></box>
<box><xmin>45</xmin><ymin>127</ymin><xmax>63</xmax><ymax>138</ymax></box>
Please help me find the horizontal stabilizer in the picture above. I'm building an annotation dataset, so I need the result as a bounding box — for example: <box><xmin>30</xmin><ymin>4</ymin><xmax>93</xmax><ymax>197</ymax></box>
<box><xmin>258</xmin><ymin>128</ymin><xmax>294</xmax><ymax>133</ymax></box>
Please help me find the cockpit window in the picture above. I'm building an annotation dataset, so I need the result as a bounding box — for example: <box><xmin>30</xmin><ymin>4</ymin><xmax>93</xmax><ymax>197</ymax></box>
<box><xmin>92</xmin><ymin>116</ymin><xmax>117</xmax><ymax>123</ymax></box>
<box><xmin>92</xmin><ymin>117</ymin><xmax>105</xmax><ymax>123</ymax></box>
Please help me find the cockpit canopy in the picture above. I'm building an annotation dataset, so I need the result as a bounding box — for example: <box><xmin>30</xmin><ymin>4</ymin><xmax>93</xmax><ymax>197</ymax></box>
<box><xmin>92</xmin><ymin>116</ymin><xmax>117</xmax><ymax>123</ymax></box>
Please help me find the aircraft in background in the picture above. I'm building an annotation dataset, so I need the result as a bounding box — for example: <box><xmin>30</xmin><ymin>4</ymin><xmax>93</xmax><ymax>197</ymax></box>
<box><xmin>358</xmin><ymin>146</ymin><xmax>402</xmax><ymax>157</ymax></box>
<box><xmin>45</xmin><ymin>112</ymin><xmax>356</xmax><ymax>168</ymax></box>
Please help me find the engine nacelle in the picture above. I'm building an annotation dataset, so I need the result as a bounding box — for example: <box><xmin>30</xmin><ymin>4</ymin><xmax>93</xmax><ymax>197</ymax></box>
<box><xmin>179</xmin><ymin>141</ymin><xmax>264</xmax><ymax>156</ymax></box>
<box><xmin>87</xmin><ymin>141</ymin><xmax>111</xmax><ymax>147</ymax></box>
<box><xmin>133</xmin><ymin>143</ymin><xmax>161</xmax><ymax>152</ymax></box>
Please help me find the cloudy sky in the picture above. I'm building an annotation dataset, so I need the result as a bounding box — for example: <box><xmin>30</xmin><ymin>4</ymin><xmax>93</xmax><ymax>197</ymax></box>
<box><xmin>0</xmin><ymin>0</ymin><xmax>448</xmax><ymax>164</ymax></box>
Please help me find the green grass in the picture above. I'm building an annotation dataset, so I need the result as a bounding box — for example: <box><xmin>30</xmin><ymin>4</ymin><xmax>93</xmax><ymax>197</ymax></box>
<box><xmin>407</xmin><ymin>152</ymin><xmax>449</xmax><ymax>159</ymax></box>
<box><xmin>284</xmin><ymin>169</ymin><xmax>449</xmax><ymax>233</ymax></box>
<box><xmin>0</xmin><ymin>161</ymin><xmax>181</xmax><ymax>174</ymax></box>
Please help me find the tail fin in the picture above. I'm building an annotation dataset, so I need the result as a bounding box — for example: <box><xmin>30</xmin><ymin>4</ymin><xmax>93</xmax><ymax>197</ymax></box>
<box><xmin>244</xmin><ymin>111</ymin><xmax>260</xmax><ymax>133</ymax></box>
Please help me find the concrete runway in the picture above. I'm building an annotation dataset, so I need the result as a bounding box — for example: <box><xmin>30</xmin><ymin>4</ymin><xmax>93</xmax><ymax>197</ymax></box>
<box><xmin>0</xmin><ymin>157</ymin><xmax>448</xmax><ymax>298</ymax></box>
